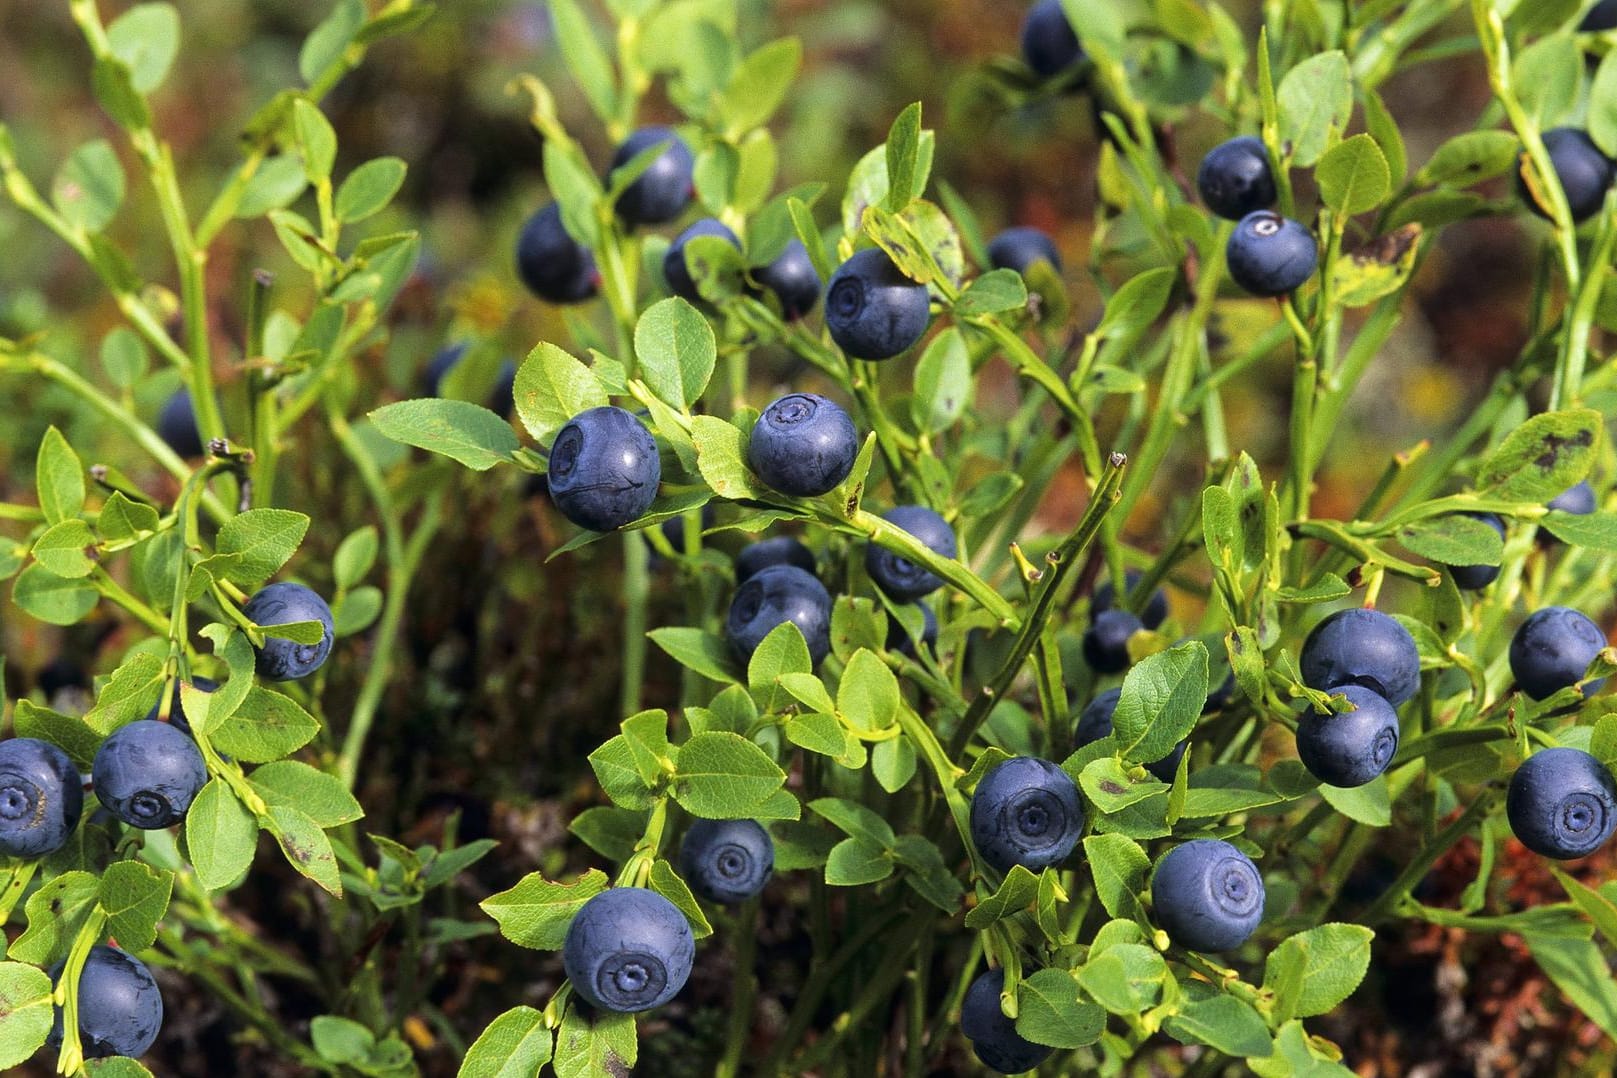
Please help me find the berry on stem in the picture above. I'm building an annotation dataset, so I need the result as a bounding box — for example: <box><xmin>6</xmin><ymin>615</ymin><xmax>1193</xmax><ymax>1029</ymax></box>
<box><xmin>0</xmin><ymin>737</ymin><xmax>83</xmax><ymax>859</ymax></box>
<box><xmin>960</xmin><ymin>968</ymin><xmax>1053</xmax><ymax>1074</ymax></box>
<box><xmin>969</xmin><ymin>756</ymin><xmax>1084</xmax><ymax>874</ymax></box>
<box><xmin>1197</xmin><ymin>136</ymin><xmax>1277</xmax><ymax>221</ymax></box>
<box><xmin>726</xmin><ymin>564</ymin><xmax>833</xmax><ymax>667</ymax></box>
<box><xmin>1019</xmin><ymin>0</ymin><xmax>1085</xmax><ymax>80</ymax></box>
<box><xmin>48</xmin><ymin>946</ymin><xmax>164</xmax><ymax>1059</ymax></box>
<box><xmin>1508</xmin><ymin>606</ymin><xmax>1608</xmax><ymax>701</ymax></box>
<box><xmin>546</xmin><ymin>406</ymin><xmax>662</xmax><ymax>533</ymax></box>
<box><xmin>748</xmin><ymin>393</ymin><xmax>858</xmax><ymax>497</ymax></box>
<box><xmin>679</xmin><ymin>818</ymin><xmax>774</xmax><ymax>904</ymax></box>
<box><xmin>1225</xmin><ymin>210</ymin><xmax>1317</xmax><ymax>297</ymax></box>
<box><xmin>609</xmin><ymin>127</ymin><xmax>695</xmax><ymax>225</ymax></box>
<box><xmin>1295</xmin><ymin>684</ymin><xmax>1400</xmax><ymax>789</ymax></box>
<box><xmin>866</xmin><ymin>506</ymin><xmax>956</xmax><ymax>601</ymax></box>
<box><xmin>92</xmin><ymin>720</ymin><xmax>208</xmax><ymax>829</ymax></box>
<box><xmin>515</xmin><ymin>202</ymin><xmax>600</xmax><ymax>304</ymax></box>
<box><xmin>1092</xmin><ymin>568</ymin><xmax>1168</xmax><ymax>630</ymax></box>
<box><xmin>1519</xmin><ymin>128</ymin><xmax>1615</xmax><ymax>224</ymax></box>
<box><xmin>562</xmin><ymin>887</ymin><xmax>695</xmax><ymax>1013</ymax></box>
<box><xmin>663</xmin><ymin>218</ymin><xmax>740</xmax><ymax>304</ymax></box>
<box><xmin>735</xmin><ymin>536</ymin><xmax>816</xmax><ymax>583</ymax></box>
<box><xmin>986</xmin><ymin>227</ymin><xmax>1062</xmax><ymax>276</ymax></box>
<box><xmin>1082</xmin><ymin>608</ymin><xmax>1144</xmax><ymax>675</ymax></box>
<box><xmin>1299</xmin><ymin>607</ymin><xmax>1422</xmax><ymax>707</ymax></box>
<box><xmin>824</xmin><ymin>249</ymin><xmax>931</xmax><ymax>360</ymax></box>
<box><xmin>753</xmin><ymin>240</ymin><xmax>822</xmax><ymax>319</ymax></box>
<box><xmin>1507</xmin><ymin>747</ymin><xmax>1617</xmax><ymax>859</ymax></box>
<box><xmin>1151</xmin><ymin>839</ymin><xmax>1265</xmax><ymax>952</ymax></box>
<box><xmin>243</xmin><ymin>582</ymin><xmax>336</xmax><ymax>682</ymax></box>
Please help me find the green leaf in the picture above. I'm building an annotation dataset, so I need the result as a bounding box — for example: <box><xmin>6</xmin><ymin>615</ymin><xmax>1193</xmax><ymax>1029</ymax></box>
<box><xmin>1078</xmin><ymin>943</ymin><xmax>1168</xmax><ymax>1014</ymax></box>
<box><xmin>893</xmin><ymin>834</ymin><xmax>962</xmax><ymax>912</ymax></box>
<box><xmin>1164</xmin><ymin>995</ymin><xmax>1273</xmax><ymax>1058</ymax></box>
<box><xmin>635</xmin><ymin>298</ymin><xmax>717</xmax><ymax>410</ymax></box>
<box><xmin>99</xmin><ymin>328</ymin><xmax>149</xmax><ymax>389</ymax></box>
<box><xmin>32</xmin><ymin>520</ymin><xmax>97</xmax><ymax>579</ymax></box>
<box><xmin>215</xmin><ymin>509</ymin><xmax>310</xmax><ymax>585</ymax></box>
<box><xmin>81</xmin><ymin>650</ymin><xmax>166</xmax><ymax>736</ymax></box>
<box><xmin>1015</xmin><ymin>968</ymin><xmax>1106</xmax><ymax>1049</ymax></box>
<box><xmin>513</xmin><ymin>342</ymin><xmax>610</xmax><ymax>447</ymax></box>
<box><xmin>1080</xmin><ymin>757</ymin><xmax>1168</xmax><ymax>813</ymax></box>
<box><xmin>837</xmin><ymin>648</ymin><xmax>900</xmax><ymax>732</ymax></box>
<box><xmin>1094</xmin><ymin>267</ymin><xmax>1176</xmax><ymax>341</ymax></box>
<box><xmin>1514</xmin><ymin>34</ymin><xmax>1580</xmax><ymax>129</ymax></box>
<box><xmin>841</xmin><ymin>136</ymin><xmax>936</xmax><ymax>238</ymax></box>
<box><xmin>911</xmin><ymin>328</ymin><xmax>972</xmax><ymax>434</ymax></box>
<box><xmin>1316</xmin><ymin>134</ymin><xmax>1390</xmax><ymax>215</ymax></box>
<box><xmin>648</xmin><ymin>860</ymin><xmax>713</xmax><ymax>938</ymax></box>
<box><xmin>186</xmin><ymin>779</ymin><xmax>259</xmax><ymax>892</ymax></box>
<box><xmin>809</xmin><ymin>797</ymin><xmax>897</xmax><ymax>847</ymax></box>
<box><xmin>1112</xmin><ymin>641</ymin><xmax>1208</xmax><ymax>764</ymax></box>
<box><xmin>1415</xmin><ymin>129</ymin><xmax>1521</xmax><ymax>187</ymax></box>
<box><xmin>97</xmin><ymin>492</ymin><xmax>160</xmax><ymax>545</ymax></box>
<box><xmin>12</xmin><ymin>564</ymin><xmax>97</xmax><ymax>626</ymax></box>
<box><xmin>550</xmin><ymin>0</ymin><xmax>618</xmax><ymax>125</ymax></box>
<box><xmin>691</xmin><ymin>415</ymin><xmax>768</xmax><ymax>500</ymax></box>
<box><xmin>824</xmin><ymin>837</ymin><xmax>892</xmax><ymax>885</ymax></box>
<box><xmin>588</xmin><ymin>737</ymin><xmax>656</xmax><ymax>810</ymax></box>
<box><xmin>1592</xmin><ymin>50</ymin><xmax>1617</xmax><ymax>159</ymax></box>
<box><xmin>36</xmin><ymin>427</ymin><xmax>85</xmax><ymax>526</ymax></box>
<box><xmin>106</xmin><ymin>4</ymin><xmax>180</xmax><ymax>93</ymax></box>
<box><xmin>53</xmin><ymin>140</ymin><xmax>125</xmax><ymax>233</ymax></box>
<box><xmin>672</xmin><ymin>732</ymin><xmax>786</xmax><ymax>818</ymax></box>
<box><xmin>369</xmin><ymin>399</ymin><xmax>520</xmax><ymax>471</ymax></box>
<box><xmin>1262</xmin><ymin>923</ymin><xmax>1373</xmax><ymax>1019</ymax></box>
<box><xmin>1477</xmin><ymin>408</ymin><xmax>1601</xmax><ymax>501</ymax></box>
<box><xmin>1084</xmin><ymin>833</ymin><xmax>1150</xmax><ymax>920</ymax></box>
<box><xmin>0</xmin><ymin>962</ymin><xmax>54</xmax><ymax>1070</ymax></box>
<box><xmin>1525</xmin><ymin>931</ymin><xmax>1617</xmax><ymax>1040</ymax></box>
<box><xmin>717</xmin><ymin>38</ymin><xmax>802</xmax><ymax>135</ymax></box>
<box><xmin>458</xmin><ymin>1006</ymin><xmax>553</xmax><ymax>1078</ymax></box>
<box><xmin>266</xmin><ymin>805</ymin><xmax>342</xmax><ymax>896</ymax></box>
<box><xmin>9</xmin><ymin>871</ymin><xmax>98</xmax><ymax>965</ymax></box>
<box><xmin>1397</xmin><ymin>513</ymin><xmax>1505</xmax><ymax>565</ymax></box>
<box><xmin>620</xmin><ymin>710</ymin><xmax>671</xmax><ymax>786</ymax></box>
<box><xmin>96</xmin><ymin>861</ymin><xmax>173</xmax><ymax>952</ymax></box>
<box><xmin>648</xmin><ymin>627</ymin><xmax>740</xmax><ymax>685</ymax></box>
<box><xmin>1552</xmin><ymin>869</ymin><xmax>1617</xmax><ymax>948</ymax></box>
<box><xmin>748</xmin><ymin>623</ymin><xmax>812</xmax><ymax>713</ymax></box>
<box><xmin>336</xmin><ymin>157</ymin><xmax>407</xmax><ymax>223</ymax></box>
<box><xmin>333</xmin><ymin>526</ymin><xmax>379</xmax><ymax>590</ymax></box>
<box><xmin>1541</xmin><ymin>509</ymin><xmax>1617</xmax><ymax>551</ymax></box>
<box><xmin>481</xmin><ymin>869</ymin><xmax>609</xmax><ymax>951</ymax></box>
<box><xmin>884</xmin><ymin>102</ymin><xmax>924</xmax><ymax>212</ymax></box>
<box><xmin>871</xmin><ymin>735</ymin><xmax>917</xmax><ymax>793</ymax></box>
<box><xmin>236</xmin><ymin>154</ymin><xmax>309</xmax><ymax>218</ymax></box>
<box><xmin>292</xmin><ymin>99</ymin><xmax>337</xmax><ymax>183</ymax></box>
<box><xmin>553</xmin><ymin>1006</ymin><xmax>636</xmax><ymax>1078</ymax></box>
<box><xmin>209</xmin><ymin>686</ymin><xmax>319</xmax><ymax>763</ymax></box>
<box><xmin>788</xmin><ymin>197</ymin><xmax>832</xmax><ymax>282</ymax></box>
<box><xmin>964</xmin><ymin>865</ymin><xmax>1041</xmax><ymax>928</ymax></box>
<box><xmin>11</xmin><ymin>700</ymin><xmax>101</xmax><ymax>769</ymax></box>
<box><xmin>569</xmin><ymin>807</ymin><xmax>647</xmax><ymax>863</ymax></box>
<box><xmin>249</xmin><ymin>760</ymin><xmax>364</xmax><ymax>828</ymax></box>
<box><xmin>83</xmin><ymin>1060</ymin><xmax>155</xmax><ymax>1078</ymax></box>
<box><xmin>298</xmin><ymin>0</ymin><xmax>363</xmax><ymax>84</ymax></box>
<box><xmin>311</xmin><ymin>1015</ymin><xmax>374</xmax><ymax>1065</ymax></box>
<box><xmin>954</xmin><ymin>268</ymin><xmax>1027</xmax><ymax>316</ymax></box>
<box><xmin>1276</xmin><ymin>50</ymin><xmax>1352</xmax><ymax>167</ymax></box>
<box><xmin>91</xmin><ymin>57</ymin><xmax>150</xmax><ymax>131</ymax></box>
<box><xmin>1249</xmin><ymin>1020</ymin><xmax>1357</xmax><ymax>1078</ymax></box>
<box><xmin>1319</xmin><ymin>772</ymin><xmax>1391</xmax><ymax>826</ymax></box>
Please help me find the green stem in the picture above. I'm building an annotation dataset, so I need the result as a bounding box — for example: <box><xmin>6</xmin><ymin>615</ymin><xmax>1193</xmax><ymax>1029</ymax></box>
<box><xmin>848</xmin><ymin>508</ymin><xmax>1016</xmax><ymax>627</ymax></box>
<box><xmin>620</xmin><ymin>529</ymin><xmax>650</xmax><ymax>717</ymax></box>
<box><xmin>715</xmin><ymin>895</ymin><xmax>761</xmax><ymax>1078</ymax></box>
<box><xmin>1360</xmin><ymin>790</ymin><xmax>1496</xmax><ymax>925</ymax></box>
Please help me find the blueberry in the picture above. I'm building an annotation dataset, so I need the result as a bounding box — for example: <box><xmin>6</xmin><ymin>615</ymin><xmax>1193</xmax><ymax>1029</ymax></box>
<box><xmin>824</xmin><ymin>249</ymin><xmax>931</xmax><ymax>360</ymax></box>
<box><xmin>960</xmin><ymin>968</ymin><xmax>1053</xmax><ymax>1074</ymax></box>
<box><xmin>47</xmin><ymin>945</ymin><xmax>163</xmax><ymax>1059</ymax></box>
<box><xmin>726</xmin><ymin>564</ymin><xmax>833</xmax><ymax>667</ymax></box>
<box><xmin>1225</xmin><ymin>210</ymin><xmax>1317</xmax><ymax>297</ymax></box>
<box><xmin>242</xmin><ymin>582</ymin><xmax>336</xmax><ymax>682</ymax></box>
<box><xmin>1445</xmin><ymin>512</ymin><xmax>1506</xmax><ymax>591</ymax></box>
<box><xmin>1151</xmin><ymin>838</ymin><xmax>1265</xmax><ymax>952</ymax></box>
<box><xmin>679</xmin><ymin>818</ymin><xmax>774</xmax><ymax>904</ymax></box>
<box><xmin>748</xmin><ymin>393</ymin><xmax>859</xmax><ymax>497</ymax></box>
<box><xmin>1508</xmin><ymin>606</ymin><xmax>1608</xmax><ymax>701</ymax></box>
<box><xmin>1197</xmin><ymin>136</ymin><xmax>1277</xmax><ymax>221</ymax></box>
<box><xmin>547</xmin><ymin>406</ymin><xmax>662</xmax><ymax>532</ymax></box>
<box><xmin>1092</xmin><ymin>568</ymin><xmax>1168</xmax><ymax>630</ymax></box>
<box><xmin>1299</xmin><ymin>608</ymin><xmax>1421</xmax><ymax>707</ymax></box>
<box><xmin>865</xmin><ymin>506</ymin><xmax>956</xmax><ymax>601</ymax></box>
<box><xmin>422</xmin><ymin>343</ymin><xmax>517</xmax><ymax>419</ymax></box>
<box><xmin>562</xmin><ymin>887</ymin><xmax>695</xmax><ymax>1013</ymax></box>
<box><xmin>663</xmin><ymin>218</ymin><xmax>740</xmax><ymax>304</ymax></box>
<box><xmin>1586</xmin><ymin>0</ymin><xmax>1617</xmax><ymax>31</ymax></box>
<box><xmin>91</xmin><ymin>720</ymin><xmax>207</xmax><ymax>830</ymax></box>
<box><xmin>37</xmin><ymin>656</ymin><xmax>89</xmax><ymax>698</ymax></box>
<box><xmin>752</xmin><ymin>240</ymin><xmax>822</xmax><ymax>319</ymax></box>
<box><xmin>1203</xmin><ymin>667</ymin><xmax>1237</xmax><ymax>713</ymax></box>
<box><xmin>735</xmin><ymin>536</ymin><xmax>816</xmax><ymax>583</ymax></box>
<box><xmin>1520</xmin><ymin>128</ymin><xmax>1615</xmax><ymax>224</ymax></box>
<box><xmin>0</xmin><ymin>738</ymin><xmax>83</xmax><ymax>859</ymax></box>
<box><xmin>1074</xmin><ymin>688</ymin><xmax>1187</xmax><ymax>782</ymax></box>
<box><xmin>1082</xmin><ymin>608</ymin><xmax>1144</xmax><ymax>675</ymax></box>
<box><xmin>1019</xmin><ymin>0</ymin><xmax>1085</xmax><ymax>80</ymax></box>
<box><xmin>156</xmin><ymin>388</ymin><xmax>204</xmax><ymax>459</ymax></box>
<box><xmin>144</xmin><ymin>676</ymin><xmax>220</xmax><ymax>736</ymax></box>
<box><xmin>969</xmin><ymin>756</ymin><xmax>1084</xmax><ymax>875</ymax></box>
<box><xmin>1295</xmin><ymin>684</ymin><xmax>1400</xmax><ymax>789</ymax></box>
<box><xmin>886</xmin><ymin>602</ymin><xmax>939</xmax><ymax>658</ymax></box>
<box><xmin>516</xmin><ymin>203</ymin><xmax>599</xmax><ymax>303</ymax></box>
<box><xmin>1547</xmin><ymin>480</ymin><xmax>1597</xmax><ymax>516</ymax></box>
<box><xmin>609</xmin><ymin>127</ymin><xmax>695</xmax><ymax>226</ymax></box>
<box><xmin>986</xmin><ymin>227</ymin><xmax>1062</xmax><ymax>276</ymax></box>
<box><xmin>1507</xmin><ymin>747</ymin><xmax>1617</xmax><ymax>859</ymax></box>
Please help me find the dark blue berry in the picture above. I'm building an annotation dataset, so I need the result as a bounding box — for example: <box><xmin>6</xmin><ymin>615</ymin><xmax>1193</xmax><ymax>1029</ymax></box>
<box><xmin>824</xmin><ymin>249</ymin><xmax>931</xmax><ymax>360</ymax></box>
<box><xmin>1083</xmin><ymin>608</ymin><xmax>1143</xmax><ymax>675</ymax></box>
<box><xmin>156</xmin><ymin>388</ymin><xmax>204</xmax><ymax>459</ymax></box>
<box><xmin>960</xmin><ymin>968</ymin><xmax>1053</xmax><ymax>1075</ymax></box>
<box><xmin>986</xmin><ymin>227</ymin><xmax>1062</xmax><ymax>276</ymax></box>
<box><xmin>1074</xmin><ymin>688</ymin><xmax>1187</xmax><ymax>782</ymax></box>
<box><xmin>1586</xmin><ymin>0</ymin><xmax>1617</xmax><ymax>31</ymax></box>
<box><xmin>516</xmin><ymin>203</ymin><xmax>599</xmax><ymax>303</ymax></box>
<box><xmin>1093</xmin><ymin>568</ymin><xmax>1168</xmax><ymax>630</ymax></box>
<box><xmin>562</xmin><ymin>887</ymin><xmax>695</xmax><ymax>1013</ymax></box>
<box><xmin>886</xmin><ymin>602</ymin><xmax>938</xmax><ymax>658</ymax></box>
<box><xmin>726</xmin><ymin>564</ymin><xmax>833</xmax><ymax>667</ymax></box>
<box><xmin>748</xmin><ymin>393</ymin><xmax>858</xmax><ymax>497</ymax></box>
<box><xmin>679</xmin><ymin>818</ymin><xmax>774</xmax><ymax>904</ymax></box>
<box><xmin>1299</xmin><ymin>607</ymin><xmax>1421</xmax><ymax>707</ymax></box>
<box><xmin>0</xmin><ymin>738</ymin><xmax>82</xmax><ymax>859</ymax></box>
<box><xmin>47</xmin><ymin>946</ymin><xmax>163</xmax><ymax>1059</ymax></box>
<box><xmin>1226</xmin><ymin>210</ymin><xmax>1317</xmax><ymax>297</ymax></box>
<box><xmin>1020</xmin><ymin>0</ymin><xmax>1085</xmax><ymax>80</ymax></box>
<box><xmin>144</xmin><ymin>676</ymin><xmax>220</xmax><ymax>736</ymax></box>
<box><xmin>866</xmin><ymin>506</ymin><xmax>956</xmax><ymax>601</ymax></box>
<box><xmin>92</xmin><ymin>720</ymin><xmax>207</xmax><ymax>829</ymax></box>
<box><xmin>735</xmin><ymin>536</ymin><xmax>816</xmax><ymax>583</ymax></box>
<box><xmin>1520</xmin><ymin>128</ymin><xmax>1615</xmax><ymax>224</ymax></box>
<box><xmin>37</xmin><ymin>657</ymin><xmax>89</xmax><ymax>698</ymax></box>
<box><xmin>1295</xmin><ymin>684</ymin><xmax>1400</xmax><ymax>789</ymax></box>
<box><xmin>969</xmin><ymin>756</ymin><xmax>1084</xmax><ymax>875</ymax></box>
<box><xmin>610</xmin><ymin>127</ymin><xmax>695</xmax><ymax>226</ymax></box>
<box><xmin>1446</xmin><ymin>512</ymin><xmax>1506</xmax><ymax>591</ymax></box>
<box><xmin>546</xmin><ymin>406</ymin><xmax>662</xmax><ymax>532</ymax></box>
<box><xmin>1508</xmin><ymin>606</ymin><xmax>1608</xmax><ymax>701</ymax></box>
<box><xmin>1197</xmin><ymin>136</ymin><xmax>1277</xmax><ymax>221</ymax></box>
<box><xmin>243</xmin><ymin>582</ymin><xmax>336</xmax><ymax>682</ymax></box>
<box><xmin>1547</xmin><ymin>480</ymin><xmax>1597</xmax><ymax>516</ymax></box>
<box><xmin>1151</xmin><ymin>839</ymin><xmax>1265</xmax><ymax>952</ymax></box>
<box><xmin>753</xmin><ymin>240</ymin><xmax>821</xmax><ymax>319</ymax></box>
<box><xmin>663</xmin><ymin>218</ymin><xmax>740</xmax><ymax>303</ymax></box>
<box><xmin>1507</xmin><ymin>747</ymin><xmax>1617</xmax><ymax>859</ymax></box>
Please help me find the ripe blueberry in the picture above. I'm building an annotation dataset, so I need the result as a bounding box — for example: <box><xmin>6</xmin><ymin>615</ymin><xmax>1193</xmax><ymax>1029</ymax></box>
<box><xmin>562</xmin><ymin>887</ymin><xmax>694</xmax><ymax>1013</ymax></box>
<box><xmin>0</xmin><ymin>737</ymin><xmax>83</xmax><ymax>859</ymax></box>
<box><xmin>726</xmin><ymin>564</ymin><xmax>833</xmax><ymax>667</ymax></box>
<box><xmin>752</xmin><ymin>240</ymin><xmax>822</xmax><ymax>319</ymax></box>
<box><xmin>1151</xmin><ymin>839</ymin><xmax>1265</xmax><ymax>952</ymax></box>
<box><xmin>1547</xmin><ymin>480</ymin><xmax>1597</xmax><ymax>516</ymax></box>
<box><xmin>825</xmin><ymin>248</ymin><xmax>931</xmax><ymax>360</ymax></box>
<box><xmin>1225</xmin><ymin>210</ymin><xmax>1318</xmax><ymax>297</ymax></box>
<box><xmin>679</xmin><ymin>818</ymin><xmax>774</xmax><ymax>904</ymax></box>
<box><xmin>1075</xmin><ymin>688</ymin><xmax>1187</xmax><ymax>782</ymax></box>
<box><xmin>1586</xmin><ymin>0</ymin><xmax>1617</xmax><ymax>31</ymax></box>
<box><xmin>1082</xmin><ymin>608</ymin><xmax>1144</xmax><ymax>675</ymax></box>
<box><xmin>47</xmin><ymin>946</ymin><xmax>163</xmax><ymax>1059</ymax></box>
<box><xmin>609</xmin><ymin>127</ymin><xmax>695</xmax><ymax>225</ymax></box>
<box><xmin>1520</xmin><ymin>128</ymin><xmax>1615</xmax><ymax>224</ymax></box>
<box><xmin>1092</xmin><ymin>568</ymin><xmax>1168</xmax><ymax>630</ymax></box>
<box><xmin>663</xmin><ymin>218</ymin><xmax>740</xmax><ymax>304</ymax></box>
<box><xmin>969</xmin><ymin>756</ymin><xmax>1084</xmax><ymax>875</ymax></box>
<box><xmin>547</xmin><ymin>406</ymin><xmax>662</xmax><ymax>532</ymax></box>
<box><xmin>1445</xmin><ymin>512</ymin><xmax>1506</xmax><ymax>591</ymax></box>
<box><xmin>422</xmin><ymin>343</ymin><xmax>517</xmax><ymax>419</ymax></box>
<box><xmin>748</xmin><ymin>393</ymin><xmax>859</xmax><ymax>497</ymax></box>
<box><xmin>156</xmin><ymin>388</ymin><xmax>204</xmax><ymax>459</ymax></box>
<box><xmin>1295</xmin><ymin>684</ymin><xmax>1400</xmax><ymax>789</ymax></box>
<box><xmin>243</xmin><ymin>582</ymin><xmax>336</xmax><ymax>682</ymax></box>
<box><xmin>1507</xmin><ymin>747</ymin><xmax>1617</xmax><ymax>859</ymax></box>
<box><xmin>1299</xmin><ymin>607</ymin><xmax>1421</xmax><ymax>707</ymax></box>
<box><xmin>866</xmin><ymin>506</ymin><xmax>956</xmax><ymax>601</ymax></box>
<box><xmin>886</xmin><ymin>602</ymin><xmax>938</xmax><ymax>658</ymax></box>
<box><xmin>1197</xmin><ymin>136</ymin><xmax>1277</xmax><ymax>221</ymax></box>
<box><xmin>735</xmin><ymin>536</ymin><xmax>816</xmax><ymax>583</ymax></box>
<box><xmin>1508</xmin><ymin>606</ymin><xmax>1608</xmax><ymax>701</ymax></box>
<box><xmin>960</xmin><ymin>968</ymin><xmax>1053</xmax><ymax>1074</ymax></box>
<box><xmin>144</xmin><ymin>676</ymin><xmax>220</xmax><ymax>736</ymax></box>
<box><xmin>92</xmin><ymin>720</ymin><xmax>207</xmax><ymax>830</ymax></box>
<box><xmin>986</xmin><ymin>227</ymin><xmax>1062</xmax><ymax>276</ymax></box>
<box><xmin>1020</xmin><ymin>0</ymin><xmax>1085</xmax><ymax>80</ymax></box>
<box><xmin>515</xmin><ymin>202</ymin><xmax>599</xmax><ymax>304</ymax></box>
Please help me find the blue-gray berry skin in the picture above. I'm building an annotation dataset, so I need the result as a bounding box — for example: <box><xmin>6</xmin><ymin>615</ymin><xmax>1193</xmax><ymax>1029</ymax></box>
<box><xmin>609</xmin><ymin>127</ymin><xmax>695</xmax><ymax>225</ymax></box>
<box><xmin>1587</xmin><ymin>0</ymin><xmax>1617</xmax><ymax>31</ymax></box>
<box><xmin>663</xmin><ymin>218</ymin><xmax>740</xmax><ymax>303</ymax></box>
<box><xmin>753</xmin><ymin>240</ymin><xmax>821</xmax><ymax>320</ymax></box>
<box><xmin>47</xmin><ymin>946</ymin><xmax>164</xmax><ymax>1059</ymax></box>
<box><xmin>1299</xmin><ymin>607</ymin><xmax>1421</xmax><ymax>707</ymax></box>
<box><xmin>156</xmin><ymin>388</ymin><xmax>204</xmax><ymax>459</ymax></box>
<box><xmin>866</xmin><ymin>506</ymin><xmax>956</xmax><ymax>601</ymax></box>
<box><xmin>1507</xmin><ymin>747</ymin><xmax>1617</xmax><ymax>859</ymax></box>
<box><xmin>1020</xmin><ymin>0</ymin><xmax>1085</xmax><ymax>80</ymax></box>
<box><xmin>144</xmin><ymin>676</ymin><xmax>220</xmax><ymax>736</ymax></box>
<box><xmin>1083</xmin><ymin>608</ymin><xmax>1144</xmax><ymax>675</ymax></box>
<box><xmin>960</xmin><ymin>968</ymin><xmax>1053</xmax><ymax>1075</ymax></box>
<box><xmin>824</xmin><ymin>249</ymin><xmax>931</xmax><ymax>360</ymax></box>
<box><xmin>1295</xmin><ymin>684</ymin><xmax>1400</xmax><ymax>789</ymax></box>
<box><xmin>546</xmin><ymin>406</ymin><xmax>662</xmax><ymax>532</ymax></box>
<box><xmin>1446</xmin><ymin>512</ymin><xmax>1506</xmax><ymax>591</ymax></box>
<box><xmin>886</xmin><ymin>602</ymin><xmax>938</xmax><ymax>658</ymax></box>
<box><xmin>679</xmin><ymin>818</ymin><xmax>774</xmax><ymax>904</ymax></box>
<box><xmin>516</xmin><ymin>203</ymin><xmax>599</xmax><ymax>303</ymax></box>
<box><xmin>1508</xmin><ymin>606</ymin><xmax>1608</xmax><ymax>701</ymax></box>
<box><xmin>1520</xmin><ymin>128</ymin><xmax>1615</xmax><ymax>224</ymax></box>
<box><xmin>243</xmin><ymin>582</ymin><xmax>336</xmax><ymax>682</ymax></box>
<box><xmin>748</xmin><ymin>393</ymin><xmax>859</xmax><ymax>497</ymax></box>
<box><xmin>0</xmin><ymin>738</ymin><xmax>83</xmax><ymax>859</ymax></box>
<box><xmin>987</xmin><ymin>227</ymin><xmax>1062</xmax><ymax>276</ymax></box>
<box><xmin>1226</xmin><ymin>211</ymin><xmax>1318</xmax><ymax>297</ymax></box>
<box><xmin>92</xmin><ymin>720</ymin><xmax>207</xmax><ymax>830</ymax></box>
<box><xmin>1075</xmin><ymin>688</ymin><xmax>1187</xmax><ymax>782</ymax></box>
<box><xmin>1547</xmin><ymin>480</ymin><xmax>1597</xmax><ymax>516</ymax></box>
<box><xmin>726</xmin><ymin>564</ymin><xmax>833</xmax><ymax>667</ymax></box>
<box><xmin>969</xmin><ymin>756</ymin><xmax>1084</xmax><ymax>875</ymax></box>
<box><xmin>1093</xmin><ymin>568</ymin><xmax>1168</xmax><ymax>630</ymax></box>
<box><xmin>735</xmin><ymin>536</ymin><xmax>816</xmax><ymax>584</ymax></box>
<box><xmin>1197</xmin><ymin>136</ymin><xmax>1277</xmax><ymax>221</ymax></box>
<box><xmin>562</xmin><ymin>887</ymin><xmax>694</xmax><ymax>1013</ymax></box>
<box><xmin>1151</xmin><ymin>839</ymin><xmax>1265</xmax><ymax>952</ymax></box>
